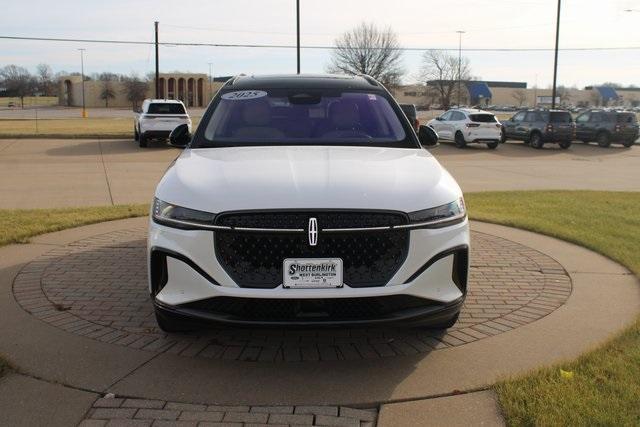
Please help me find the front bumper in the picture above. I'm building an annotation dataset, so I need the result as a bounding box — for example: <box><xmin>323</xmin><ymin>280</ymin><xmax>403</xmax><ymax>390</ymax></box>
<box><xmin>147</xmin><ymin>218</ymin><xmax>470</xmax><ymax>326</ymax></box>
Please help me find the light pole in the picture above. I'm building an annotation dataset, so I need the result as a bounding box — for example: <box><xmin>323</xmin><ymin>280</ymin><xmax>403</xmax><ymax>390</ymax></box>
<box><xmin>551</xmin><ymin>0</ymin><xmax>561</xmax><ymax>109</ymax></box>
<box><xmin>456</xmin><ymin>30</ymin><xmax>465</xmax><ymax>107</ymax></box>
<box><xmin>296</xmin><ymin>0</ymin><xmax>301</xmax><ymax>74</ymax></box>
<box><xmin>78</xmin><ymin>48</ymin><xmax>86</xmax><ymax>118</ymax></box>
<box><xmin>154</xmin><ymin>21</ymin><xmax>160</xmax><ymax>99</ymax></box>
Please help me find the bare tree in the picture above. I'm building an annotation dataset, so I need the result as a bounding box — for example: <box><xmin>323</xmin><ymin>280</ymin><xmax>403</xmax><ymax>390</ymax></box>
<box><xmin>417</xmin><ymin>50</ymin><xmax>471</xmax><ymax>110</ymax></box>
<box><xmin>36</xmin><ymin>63</ymin><xmax>55</xmax><ymax>96</ymax></box>
<box><xmin>0</xmin><ymin>65</ymin><xmax>36</xmax><ymax>108</ymax></box>
<box><xmin>589</xmin><ymin>90</ymin><xmax>602</xmax><ymax>107</ymax></box>
<box><xmin>96</xmin><ymin>72</ymin><xmax>120</xmax><ymax>82</ymax></box>
<box><xmin>327</xmin><ymin>22</ymin><xmax>404</xmax><ymax>87</ymax></box>
<box><xmin>511</xmin><ymin>89</ymin><xmax>528</xmax><ymax>107</ymax></box>
<box><xmin>100</xmin><ymin>80</ymin><xmax>116</xmax><ymax>107</ymax></box>
<box><xmin>121</xmin><ymin>74</ymin><xmax>149</xmax><ymax>109</ymax></box>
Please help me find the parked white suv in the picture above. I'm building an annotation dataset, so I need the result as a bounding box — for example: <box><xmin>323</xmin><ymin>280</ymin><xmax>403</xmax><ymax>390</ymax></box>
<box><xmin>428</xmin><ymin>108</ymin><xmax>501</xmax><ymax>149</ymax></box>
<box><xmin>134</xmin><ymin>99</ymin><xmax>192</xmax><ymax>147</ymax></box>
<box><xmin>148</xmin><ymin>74</ymin><xmax>469</xmax><ymax>331</ymax></box>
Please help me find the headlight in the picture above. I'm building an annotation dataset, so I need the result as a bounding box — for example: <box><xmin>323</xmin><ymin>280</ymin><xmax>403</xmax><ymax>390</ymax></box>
<box><xmin>408</xmin><ymin>197</ymin><xmax>466</xmax><ymax>227</ymax></box>
<box><xmin>152</xmin><ymin>198</ymin><xmax>216</xmax><ymax>229</ymax></box>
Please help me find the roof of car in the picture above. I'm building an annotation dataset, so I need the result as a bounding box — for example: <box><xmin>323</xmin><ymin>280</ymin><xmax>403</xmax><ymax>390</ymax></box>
<box><xmin>146</xmin><ymin>99</ymin><xmax>184</xmax><ymax>104</ymax></box>
<box><xmin>454</xmin><ymin>108</ymin><xmax>494</xmax><ymax>115</ymax></box>
<box><xmin>223</xmin><ymin>74</ymin><xmax>383</xmax><ymax>91</ymax></box>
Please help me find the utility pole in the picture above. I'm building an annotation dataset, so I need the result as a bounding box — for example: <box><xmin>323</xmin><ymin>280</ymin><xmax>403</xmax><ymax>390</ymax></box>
<box><xmin>551</xmin><ymin>0</ymin><xmax>561</xmax><ymax>109</ymax></box>
<box><xmin>296</xmin><ymin>0</ymin><xmax>301</xmax><ymax>74</ymax></box>
<box><xmin>456</xmin><ymin>30</ymin><xmax>465</xmax><ymax>107</ymax></box>
<box><xmin>154</xmin><ymin>21</ymin><xmax>160</xmax><ymax>99</ymax></box>
<box><xmin>78</xmin><ymin>48</ymin><xmax>86</xmax><ymax>118</ymax></box>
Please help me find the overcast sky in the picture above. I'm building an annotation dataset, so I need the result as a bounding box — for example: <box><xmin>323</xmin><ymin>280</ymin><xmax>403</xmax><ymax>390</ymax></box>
<box><xmin>1</xmin><ymin>0</ymin><xmax>639</xmax><ymax>88</ymax></box>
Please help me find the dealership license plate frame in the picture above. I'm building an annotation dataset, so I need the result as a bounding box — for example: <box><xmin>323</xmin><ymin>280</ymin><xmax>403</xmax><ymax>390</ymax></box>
<box><xmin>283</xmin><ymin>258</ymin><xmax>343</xmax><ymax>289</ymax></box>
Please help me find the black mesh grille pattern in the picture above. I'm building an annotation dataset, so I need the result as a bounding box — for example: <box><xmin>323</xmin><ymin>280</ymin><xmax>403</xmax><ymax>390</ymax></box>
<box><xmin>214</xmin><ymin>211</ymin><xmax>409</xmax><ymax>289</ymax></box>
<box><xmin>184</xmin><ymin>295</ymin><xmax>432</xmax><ymax>322</ymax></box>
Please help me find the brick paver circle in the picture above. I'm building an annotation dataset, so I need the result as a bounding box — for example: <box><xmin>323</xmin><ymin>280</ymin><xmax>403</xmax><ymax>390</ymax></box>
<box><xmin>13</xmin><ymin>226</ymin><xmax>571</xmax><ymax>362</ymax></box>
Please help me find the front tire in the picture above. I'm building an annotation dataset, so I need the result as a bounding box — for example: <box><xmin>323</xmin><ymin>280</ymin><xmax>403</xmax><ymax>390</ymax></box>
<box><xmin>487</xmin><ymin>141</ymin><xmax>499</xmax><ymax>149</ymax></box>
<box><xmin>454</xmin><ymin>131</ymin><xmax>467</xmax><ymax>148</ymax></box>
<box><xmin>134</xmin><ymin>126</ymin><xmax>139</xmax><ymax>142</ymax></box>
<box><xmin>529</xmin><ymin>132</ymin><xmax>544</xmax><ymax>149</ymax></box>
<box><xmin>622</xmin><ymin>138</ymin><xmax>636</xmax><ymax>148</ymax></box>
<box><xmin>559</xmin><ymin>140</ymin><xmax>572</xmax><ymax>149</ymax></box>
<box><xmin>500</xmin><ymin>128</ymin><xmax>507</xmax><ymax>143</ymax></box>
<box><xmin>139</xmin><ymin>132</ymin><xmax>148</xmax><ymax>148</ymax></box>
<box><xmin>596</xmin><ymin>132</ymin><xmax>611</xmax><ymax>148</ymax></box>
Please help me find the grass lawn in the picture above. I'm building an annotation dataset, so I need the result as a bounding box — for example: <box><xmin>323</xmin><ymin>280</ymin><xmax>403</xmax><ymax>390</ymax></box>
<box><xmin>0</xmin><ymin>117</ymin><xmax>202</xmax><ymax>139</ymax></box>
<box><xmin>0</xmin><ymin>204</ymin><xmax>148</xmax><ymax>246</ymax></box>
<box><xmin>466</xmin><ymin>191</ymin><xmax>640</xmax><ymax>426</ymax></box>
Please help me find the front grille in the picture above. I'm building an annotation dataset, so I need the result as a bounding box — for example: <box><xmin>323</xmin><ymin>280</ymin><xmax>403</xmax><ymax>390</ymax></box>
<box><xmin>214</xmin><ymin>211</ymin><xmax>409</xmax><ymax>288</ymax></box>
<box><xmin>183</xmin><ymin>295</ymin><xmax>433</xmax><ymax>322</ymax></box>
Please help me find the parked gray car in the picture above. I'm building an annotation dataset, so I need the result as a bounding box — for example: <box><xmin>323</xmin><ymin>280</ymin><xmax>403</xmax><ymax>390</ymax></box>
<box><xmin>501</xmin><ymin>109</ymin><xmax>574</xmax><ymax>149</ymax></box>
<box><xmin>575</xmin><ymin>110</ymin><xmax>638</xmax><ymax>147</ymax></box>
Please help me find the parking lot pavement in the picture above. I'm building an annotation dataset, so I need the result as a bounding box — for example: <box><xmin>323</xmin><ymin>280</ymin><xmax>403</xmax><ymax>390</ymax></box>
<box><xmin>0</xmin><ymin>138</ymin><xmax>638</xmax><ymax>209</ymax></box>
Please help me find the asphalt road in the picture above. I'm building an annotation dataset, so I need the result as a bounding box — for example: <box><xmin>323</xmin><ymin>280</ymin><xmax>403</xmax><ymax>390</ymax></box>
<box><xmin>0</xmin><ymin>138</ymin><xmax>638</xmax><ymax>209</ymax></box>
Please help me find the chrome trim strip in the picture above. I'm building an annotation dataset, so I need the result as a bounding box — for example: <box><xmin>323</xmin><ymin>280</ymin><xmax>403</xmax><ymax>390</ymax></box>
<box><xmin>156</xmin><ymin>213</ymin><xmax>466</xmax><ymax>233</ymax></box>
<box><xmin>321</xmin><ymin>225</ymin><xmax>393</xmax><ymax>232</ymax></box>
<box><xmin>322</xmin><ymin>213</ymin><xmax>467</xmax><ymax>232</ymax></box>
<box><xmin>154</xmin><ymin>217</ymin><xmax>304</xmax><ymax>233</ymax></box>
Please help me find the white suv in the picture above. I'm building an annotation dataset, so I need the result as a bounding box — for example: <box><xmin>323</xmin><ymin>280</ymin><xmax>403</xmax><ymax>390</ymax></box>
<box><xmin>134</xmin><ymin>99</ymin><xmax>192</xmax><ymax>148</ymax></box>
<box><xmin>148</xmin><ymin>74</ymin><xmax>469</xmax><ymax>331</ymax></box>
<box><xmin>428</xmin><ymin>108</ymin><xmax>501</xmax><ymax>149</ymax></box>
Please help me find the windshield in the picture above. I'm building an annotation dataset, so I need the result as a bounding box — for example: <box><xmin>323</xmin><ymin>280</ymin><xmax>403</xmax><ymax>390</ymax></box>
<box><xmin>196</xmin><ymin>90</ymin><xmax>411</xmax><ymax>148</ymax></box>
<box><xmin>148</xmin><ymin>103</ymin><xmax>186</xmax><ymax>114</ymax></box>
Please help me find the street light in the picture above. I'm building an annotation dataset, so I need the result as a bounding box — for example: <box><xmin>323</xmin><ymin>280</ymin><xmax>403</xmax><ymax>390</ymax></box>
<box><xmin>296</xmin><ymin>0</ymin><xmax>301</xmax><ymax>74</ymax></box>
<box><xmin>551</xmin><ymin>0</ymin><xmax>561</xmax><ymax>109</ymax></box>
<box><xmin>78</xmin><ymin>48</ymin><xmax>86</xmax><ymax>118</ymax></box>
<box><xmin>456</xmin><ymin>30</ymin><xmax>465</xmax><ymax>107</ymax></box>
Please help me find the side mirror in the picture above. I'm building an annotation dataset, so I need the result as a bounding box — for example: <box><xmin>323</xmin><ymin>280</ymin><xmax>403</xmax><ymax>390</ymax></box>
<box><xmin>435</xmin><ymin>116</ymin><xmax>443</xmax><ymax>121</ymax></box>
<box><xmin>169</xmin><ymin>124</ymin><xmax>191</xmax><ymax>148</ymax></box>
<box><xmin>418</xmin><ymin>125</ymin><xmax>439</xmax><ymax>147</ymax></box>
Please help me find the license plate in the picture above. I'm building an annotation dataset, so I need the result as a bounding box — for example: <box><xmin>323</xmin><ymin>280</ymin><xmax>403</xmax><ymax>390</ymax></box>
<box><xmin>283</xmin><ymin>258</ymin><xmax>343</xmax><ymax>289</ymax></box>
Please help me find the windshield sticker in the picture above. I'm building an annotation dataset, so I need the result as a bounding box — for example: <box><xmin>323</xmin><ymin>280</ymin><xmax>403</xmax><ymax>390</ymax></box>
<box><xmin>368</xmin><ymin>94</ymin><xmax>377</xmax><ymax>101</ymax></box>
<box><xmin>221</xmin><ymin>90</ymin><xmax>268</xmax><ymax>101</ymax></box>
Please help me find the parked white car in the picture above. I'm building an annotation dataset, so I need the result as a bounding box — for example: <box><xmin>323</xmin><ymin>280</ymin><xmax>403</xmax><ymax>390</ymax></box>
<box><xmin>134</xmin><ymin>99</ymin><xmax>192</xmax><ymax>148</ymax></box>
<box><xmin>148</xmin><ymin>74</ymin><xmax>469</xmax><ymax>332</ymax></box>
<box><xmin>428</xmin><ymin>108</ymin><xmax>502</xmax><ymax>149</ymax></box>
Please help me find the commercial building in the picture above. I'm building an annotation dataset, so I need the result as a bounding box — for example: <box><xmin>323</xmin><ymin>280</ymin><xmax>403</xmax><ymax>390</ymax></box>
<box><xmin>58</xmin><ymin>73</ymin><xmax>227</xmax><ymax>108</ymax></box>
<box><xmin>392</xmin><ymin>81</ymin><xmax>640</xmax><ymax>109</ymax></box>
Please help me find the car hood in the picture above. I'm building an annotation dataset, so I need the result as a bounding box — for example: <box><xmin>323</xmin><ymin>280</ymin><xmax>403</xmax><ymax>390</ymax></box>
<box><xmin>155</xmin><ymin>145</ymin><xmax>462</xmax><ymax>213</ymax></box>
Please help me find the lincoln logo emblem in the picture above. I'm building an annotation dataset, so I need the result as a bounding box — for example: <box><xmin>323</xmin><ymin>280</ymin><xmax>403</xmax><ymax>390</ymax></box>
<box><xmin>308</xmin><ymin>217</ymin><xmax>318</xmax><ymax>246</ymax></box>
